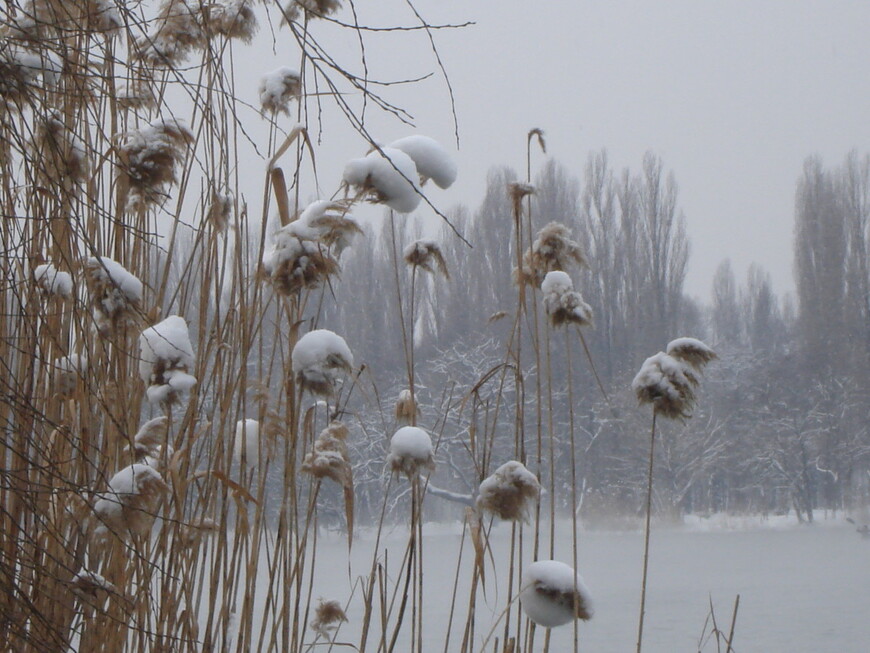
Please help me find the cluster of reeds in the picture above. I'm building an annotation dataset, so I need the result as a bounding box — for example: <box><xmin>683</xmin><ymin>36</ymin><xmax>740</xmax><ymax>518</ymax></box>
<box><xmin>0</xmin><ymin>2</ymin><xmax>723</xmax><ymax>652</ymax></box>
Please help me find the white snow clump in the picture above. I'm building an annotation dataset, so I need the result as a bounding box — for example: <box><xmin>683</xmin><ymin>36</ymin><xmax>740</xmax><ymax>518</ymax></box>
<box><xmin>388</xmin><ymin>135</ymin><xmax>457</xmax><ymax>189</ymax></box>
<box><xmin>138</xmin><ymin>315</ymin><xmax>197</xmax><ymax>404</ymax></box>
<box><xmin>34</xmin><ymin>263</ymin><xmax>73</xmax><ymax>298</ymax></box>
<box><xmin>93</xmin><ymin>463</ymin><xmax>167</xmax><ymax>538</ymax></box>
<box><xmin>477</xmin><ymin>460</ymin><xmax>540</xmax><ymax>521</ymax></box>
<box><xmin>85</xmin><ymin>256</ymin><xmax>143</xmax><ymax>332</ymax></box>
<box><xmin>291</xmin><ymin>329</ymin><xmax>353</xmax><ymax>395</ymax></box>
<box><xmin>541</xmin><ymin>271</ymin><xmax>593</xmax><ymax>327</ymax></box>
<box><xmin>388</xmin><ymin>426</ymin><xmax>434</xmax><ymax>477</ymax></box>
<box><xmin>233</xmin><ymin>419</ymin><xmax>261</xmax><ymax>466</ymax></box>
<box><xmin>343</xmin><ymin>147</ymin><xmax>422</xmax><ymax>213</ymax></box>
<box><xmin>520</xmin><ymin>560</ymin><xmax>594</xmax><ymax>627</ymax></box>
<box><xmin>259</xmin><ymin>67</ymin><xmax>301</xmax><ymax>114</ymax></box>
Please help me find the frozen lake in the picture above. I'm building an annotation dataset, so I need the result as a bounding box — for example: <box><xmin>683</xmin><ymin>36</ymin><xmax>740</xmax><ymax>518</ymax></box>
<box><xmin>298</xmin><ymin>516</ymin><xmax>870</xmax><ymax>652</ymax></box>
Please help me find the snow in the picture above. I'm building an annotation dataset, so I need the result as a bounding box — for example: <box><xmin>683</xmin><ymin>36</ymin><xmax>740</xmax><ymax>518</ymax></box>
<box><xmin>342</xmin><ymin>147</ymin><xmax>422</xmax><ymax>213</ymax></box>
<box><xmin>520</xmin><ymin>560</ymin><xmax>594</xmax><ymax>628</ymax></box>
<box><xmin>388</xmin><ymin>426</ymin><xmax>434</xmax><ymax>476</ymax></box>
<box><xmin>541</xmin><ymin>270</ymin><xmax>593</xmax><ymax>326</ymax></box>
<box><xmin>34</xmin><ymin>263</ymin><xmax>73</xmax><ymax>298</ymax></box>
<box><xmin>139</xmin><ymin>315</ymin><xmax>197</xmax><ymax>403</ymax></box>
<box><xmin>93</xmin><ymin>463</ymin><xmax>166</xmax><ymax>536</ymax></box>
<box><xmin>284</xmin><ymin>199</ymin><xmax>359</xmax><ymax>253</ymax></box>
<box><xmin>388</xmin><ymin>135</ymin><xmax>457</xmax><ymax>189</ymax></box>
<box><xmin>233</xmin><ymin>419</ymin><xmax>260</xmax><ymax>466</ymax></box>
<box><xmin>631</xmin><ymin>351</ymin><xmax>696</xmax><ymax>417</ymax></box>
<box><xmin>291</xmin><ymin>329</ymin><xmax>353</xmax><ymax>393</ymax></box>
<box><xmin>86</xmin><ymin>257</ymin><xmax>143</xmax><ymax>304</ymax></box>
<box><xmin>477</xmin><ymin>460</ymin><xmax>540</xmax><ymax>521</ymax></box>
<box><xmin>259</xmin><ymin>67</ymin><xmax>301</xmax><ymax>114</ymax></box>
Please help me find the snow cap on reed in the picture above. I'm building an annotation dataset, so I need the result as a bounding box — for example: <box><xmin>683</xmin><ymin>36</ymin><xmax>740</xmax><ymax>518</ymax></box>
<box><xmin>541</xmin><ymin>271</ymin><xmax>593</xmax><ymax>327</ymax></box>
<box><xmin>520</xmin><ymin>560</ymin><xmax>594</xmax><ymax>627</ymax></box>
<box><xmin>84</xmin><ymin>256</ymin><xmax>142</xmax><ymax>333</ymax></box>
<box><xmin>517</xmin><ymin>222</ymin><xmax>587</xmax><ymax>287</ymax></box>
<box><xmin>343</xmin><ymin>147</ymin><xmax>422</xmax><ymax>213</ymax></box>
<box><xmin>388</xmin><ymin>135</ymin><xmax>457</xmax><ymax>189</ymax></box>
<box><xmin>34</xmin><ymin>263</ymin><xmax>72</xmax><ymax>298</ymax></box>
<box><xmin>632</xmin><ymin>338</ymin><xmax>715</xmax><ymax>420</ymax></box>
<box><xmin>388</xmin><ymin>426</ymin><xmax>434</xmax><ymax>478</ymax></box>
<box><xmin>302</xmin><ymin>421</ymin><xmax>351</xmax><ymax>486</ymax></box>
<box><xmin>291</xmin><ymin>329</ymin><xmax>353</xmax><ymax>396</ymax></box>
<box><xmin>477</xmin><ymin>460</ymin><xmax>540</xmax><ymax>521</ymax></box>
<box><xmin>138</xmin><ymin>315</ymin><xmax>197</xmax><ymax>404</ymax></box>
<box><xmin>92</xmin><ymin>463</ymin><xmax>168</xmax><ymax>539</ymax></box>
<box><xmin>259</xmin><ymin>67</ymin><xmax>301</xmax><ymax>114</ymax></box>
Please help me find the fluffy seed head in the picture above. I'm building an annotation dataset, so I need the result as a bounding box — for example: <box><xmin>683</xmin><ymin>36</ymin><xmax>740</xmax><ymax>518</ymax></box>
<box><xmin>204</xmin><ymin>0</ymin><xmax>258</xmax><ymax>42</ymax></box>
<box><xmin>138</xmin><ymin>316</ymin><xmax>197</xmax><ymax>405</ymax></box>
<box><xmin>92</xmin><ymin>463</ymin><xmax>168</xmax><ymax>540</ymax></box>
<box><xmin>666</xmin><ymin>337</ymin><xmax>718</xmax><ymax>369</ymax></box>
<box><xmin>291</xmin><ymin>329</ymin><xmax>354</xmax><ymax>396</ymax></box>
<box><xmin>477</xmin><ymin>461</ymin><xmax>540</xmax><ymax>521</ymax></box>
<box><xmin>133</xmin><ymin>0</ymin><xmax>205</xmax><ymax>68</ymax></box>
<box><xmin>632</xmin><ymin>351</ymin><xmax>699</xmax><ymax>419</ymax></box>
<box><xmin>310</xmin><ymin>599</ymin><xmax>347</xmax><ymax>639</ymax></box>
<box><xmin>84</xmin><ymin>256</ymin><xmax>143</xmax><ymax>334</ymax></box>
<box><xmin>517</xmin><ymin>222</ymin><xmax>587</xmax><ymax>287</ymax></box>
<box><xmin>259</xmin><ymin>67</ymin><xmax>301</xmax><ymax>114</ymax></box>
<box><xmin>394</xmin><ymin>389</ymin><xmax>419</xmax><ymax>426</ymax></box>
<box><xmin>263</xmin><ymin>230</ymin><xmax>339</xmax><ymax>295</ymax></box>
<box><xmin>403</xmin><ymin>240</ymin><xmax>449</xmax><ymax>278</ymax></box>
<box><xmin>302</xmin><ymin>421</ymin><xmax>351</xmax><ymax>486</ymax></box>
<box><xmin>541</xmin><ymin>271</ymin><xmax>593</xmax><ymax>327</ymax></box>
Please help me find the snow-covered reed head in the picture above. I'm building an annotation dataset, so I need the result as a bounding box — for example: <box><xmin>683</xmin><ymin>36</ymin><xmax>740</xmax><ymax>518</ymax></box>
<box><xmin>204</xmin><ymin>0</ymin><xmax>258</xmax><ymax>42</ymax></box>
<box><xmin>116</xmin><ymin>80</ymin><xmax>157</xmax><ymax>112</ymax></box>
<box><xmin>29</xmin><ymin>111</ymin><xmax>89</xmax><ymax>186</ymax></box>
<box><xmin>84</xmin><ymin>256</ymin><xmax>143</xmax><ymax>334</ymax></box>
<box><xmin>301</xmin><ymin>421</ymin><xmax>351</xmax><ymax>486</ymax></box>
<box><xmin>343</xmin><ymin>147</ymin><xmax>422</xmax><ymax>214</ymax></box>
<box><xmin>71</xmin><ymin>569</ymin><xmax>119</xmax><ymax>603</ymax></box>
<box><xmin>394</xmin><ymin>389</ymin><xmax>419</xmax><ymax>426</ymax></box>
<box><xmin>477</xmin><ymin>461</ymin><xmax>540</xmax><ymax>522</ymax></box>
<box><xmin>520</xmin><ymin>560</ymin><xmax>594</xmax><ymax>627</ymax></box>
<box><xmin>310</xmin><ymin>598</ymin><xmax>348</xmax><ymax>640</ymax></box>
<box><xmin>52</xmin><ymin>354</ymin><xmax>87</xmax><ymax>399</ymax></box>
<box><xmin>13</xmin><ymin>1</ymin><xmax>123</xmax><ymax>38</ymax></box>
<box><xmin>388</xmin><ymin>426</ymin><xmax>434</xmax><ymax>478</ymax></box>
<box><xmin>666</xmin><ymin>337</ymin><xmax>718</xmax><ymax>369</ymax></box>
<box><xmin>33</xmin><ymin>263</ymin><xmax>73</xmax><ymax>299</ymax></box>
<box><xmin>281</xmin><ymin>0</ymin><xmax>342</xmax><ymax>22</ymax></box>
<box><xmin>263</xmin><ymin>230</ymin><xmax>340</xmax><ymax>295</ymax></box>
<box><xmin>517</xmin><ymin>222</ymin><xmax>587</xmax><ymax>287</ymax></box>
<box><xmin>632</xmin><ymin>337</ymin><xmax>715</xmax><ymax>420</ymax></box>
<box><xmin>508</xmin><ymin>181</ymin><xmax>535</xmax><ymax>217</ymax></box>
<box><xmin>92</xmin><ymin>463</ymin><xmax>168</xmax><ymax>539</ymax></box>
<box><xmin>206</xmin><ymin>190</ymin><xmax>234</xmax><ymax>231</ymax></box>
<box><xmin>291</xmin><ymin>329</ymin><xmax>353</xmax><ymax>396</ymax></box>
<box><xmin>138</xmin><ymin>316</ymin><xmax>197</xmax><ymax>405</ymax></box>
<box><xmin>541</xmin><ymin>271</ymin><xmax>593</xmax><ymax>327</ymax></box>
<box><xmin>290</xmin><ymin>200</ymin><xmax>362</xmax><ymax>255</ymax></box>
<box><xmin>403</xmin><ymin>240</ymin><xmax>449</xmax><ymax>278</ymax></box>
<box><xmin>388</xmin><ymin>135</ymin><xmax>457</xmax><ymax>189</ymax></box>
<box><xmin>123</xmin><ymin>416</ymin><xmax>169</xmax><ymax>461</ymax></box>
<box><xmin>259</xmin><ymin>67</ymin><xmax>301</xmax><ymax>114</ymax></box>
<box><xmin>233</xmin><ymin>418</ymin><xmax>260</xmax><ymax>467</ymax></box>
<box><xmin>117</xmin><ymin>117</ymin><xmax>194</xmax><ymax>211</ymax></box>
<box><xmin>134</xmin><ymin>0</ymin><xmax>205</xmax><ymax>67</ymax></box>
<box><xmin>0</xmin><ymin>45</ymin><xmax>42</xmax><ymax>105</ymax></box>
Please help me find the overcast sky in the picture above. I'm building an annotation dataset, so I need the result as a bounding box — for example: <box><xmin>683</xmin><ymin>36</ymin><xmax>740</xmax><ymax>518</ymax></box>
<box><xmin>242</xmin><ymin>1</ymin><xmax>870</xmax><ymax>299</ymax></box>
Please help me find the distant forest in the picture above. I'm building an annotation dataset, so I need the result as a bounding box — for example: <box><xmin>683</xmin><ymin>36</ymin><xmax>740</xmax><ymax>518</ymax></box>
<box><xmin>306</xmin><ymin>150</ymin><xmax>870</xmax><ymax>525</ymax></box>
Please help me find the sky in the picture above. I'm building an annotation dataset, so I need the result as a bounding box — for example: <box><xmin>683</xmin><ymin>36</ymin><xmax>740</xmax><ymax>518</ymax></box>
<box><xmin>239</xmin><ymin>1</ymin><xmax>870</xmax><ymax>300</ymax></box>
